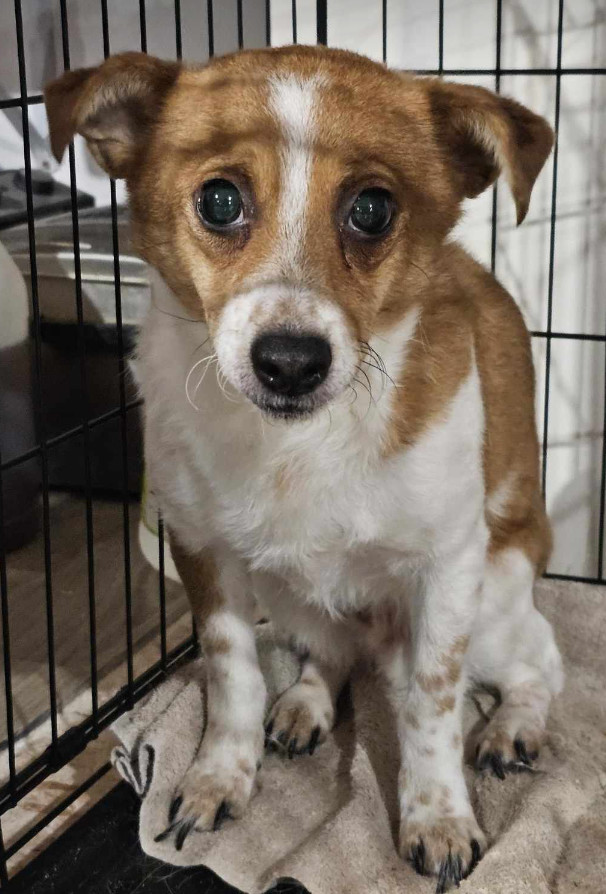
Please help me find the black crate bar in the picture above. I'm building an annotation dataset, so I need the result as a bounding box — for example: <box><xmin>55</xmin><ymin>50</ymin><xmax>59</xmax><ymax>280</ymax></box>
<box><xmin>207</xmin><ymin>0</ymin><xmax>215</xmax><ymax>58</ymax></box>
<box><xmin>100</xmin><ymin>0</ymin><xmax>135</xmax><ymax>706</ymax></box>
<box><xmin>438</xmin><ymin>0</ymin><xmax>444</xmax><ymax>75</ymax></box>
<box><xmin>490</xmin><ymin>0</ymin><xmax>502</xmax><ymax>274</ymax></box>
<box><xmin>174</xmin><ymin>0</ymin><xmax>183</xmax><ymax>59</ymax></box>
<box><xmin>139</xmin><ymin>0</ymin><xmax>148</xmax><ymax>54</ymax></box>
<box><xmin>266</xmin><ymin>0</ymin><xmax>272</xmax><ymax>47</ymax></box>
<box><xmin>0</xmin><ymin>468</ymin><xmax>16</xmax><ymax>804</ymax></box>
<box><xmin>382</xmin><ymin>0</ymin><xmax>387</xmax><ymax>64</ymax></box>
<box><xmin>134</xmin><ymin>0</ymin><xmax>171</xmax><ymax>679</ymax></box>
<box><xmin>541</xmin><ymin>0</ymin><xmax>565</xmax><ymax>504</ymax></box>
<box><xmin>13</xmin><ymin>0</ymin><xmax>59</xmax><ymax>763</ymax></box>
<box><xmin>1</xmin><ymin>0</ymin><xmax>606</xmax><ymax>882</ymax></box>
<box><xmin>237</xmin><ymin>0</ymin><xmax>244</xmax><ymax>50</ymax></box>
<box><xmin>317</xmin><ymin>0</ymin><xmax>327</xmax><ymax>46</ymax></box>
<box><xmin>58</xmin><ymin>0</ymin><xmax>99</xmax><ymax>736</ymax></box>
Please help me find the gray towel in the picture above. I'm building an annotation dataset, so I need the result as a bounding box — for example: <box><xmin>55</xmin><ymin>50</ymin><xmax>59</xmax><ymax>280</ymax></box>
<box><xmin>111</xmin><ymin>580</ymin><xmax>606</xmax><ymax>894</ymax></box>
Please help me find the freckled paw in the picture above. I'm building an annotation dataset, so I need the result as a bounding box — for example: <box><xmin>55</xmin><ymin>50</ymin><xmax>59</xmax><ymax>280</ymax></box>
<box><xmin>475</xmin><ymin>728</ymin><xmax>541</xmax><ymax>778</ymax></box>
<box><xmin>400</xmin><ymin>817</ymin><xmax>486</xmax><ymax>891</ymax></box>
<box><xmin>154</xmin><ymin>751</ymin><xmax>257</xmax><ymax>848</ymax></box>
<box><xmin>265</xmin><ymin>683</ymin><xmax>333</xmax><ymax>758</ymax></box>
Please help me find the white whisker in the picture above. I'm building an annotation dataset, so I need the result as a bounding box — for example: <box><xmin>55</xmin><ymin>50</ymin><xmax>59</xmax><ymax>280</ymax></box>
<box><xmin>185</xmin><ymin>353</ymin><xmax>216</xmax><ymax>411</ymax></box>
<box><xmin>192</xmin><ymin>355</ymin><xmax>218</xmax><ymax>403</ymax></box>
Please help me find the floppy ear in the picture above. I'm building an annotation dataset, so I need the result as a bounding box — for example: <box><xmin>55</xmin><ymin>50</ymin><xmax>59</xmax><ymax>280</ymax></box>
<box><xmin>425</xmin><ymin>79</ymin><xmax>553</xmax><ymax>224</ymax></box>
<box><xmin>44</xmin><ymin>52</ymin><xmax>180</xmax><ymax>179</ymax></box>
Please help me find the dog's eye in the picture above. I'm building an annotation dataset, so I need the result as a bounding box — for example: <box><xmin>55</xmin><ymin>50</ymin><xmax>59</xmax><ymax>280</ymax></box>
<box><xmin>348</xmin><ymin>188</ymin><xmax>393</xmax><ymax>235</ymax></box>
<box><xmin>198</xmin><ymin>179</ymin><xmax>243</xmax><ymax>228</ymax></box>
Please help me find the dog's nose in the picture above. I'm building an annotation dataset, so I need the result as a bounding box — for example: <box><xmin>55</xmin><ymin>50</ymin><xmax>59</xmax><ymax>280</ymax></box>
<box><xmin>251</xmin><ymin>333</ymin><xmax>332</xmax><ymax>396</ymax></box>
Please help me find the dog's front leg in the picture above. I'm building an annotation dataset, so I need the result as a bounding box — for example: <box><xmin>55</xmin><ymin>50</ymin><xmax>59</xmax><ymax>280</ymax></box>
<box><xmin>395</xmin><ymin>543</ymin><xmax>486</xmax><ymax>890</ymax></box>
<box><xmin>163</xmin><ymin>536</ymin><xmax>266</xmax><ymax>848</ymax></box>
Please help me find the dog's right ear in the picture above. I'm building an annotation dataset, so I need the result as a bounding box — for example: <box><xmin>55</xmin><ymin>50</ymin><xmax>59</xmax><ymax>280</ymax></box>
<box><xmin>44</xmin><ymin>52</ymin><xmax>180</xmax><ymax>179</ymax></box>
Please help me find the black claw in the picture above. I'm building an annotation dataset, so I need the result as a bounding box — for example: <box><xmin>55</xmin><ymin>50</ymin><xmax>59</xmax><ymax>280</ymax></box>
<box><xmin>492</xmin><ymin>752</ymin><xmax>506</xmax><ymax>780</ymax></box>
<box><xmin>168</xmin><ymin>794</ymin><xmax>183</xmax><ymax>823</ymax></box>
<box><xmin>410</xmin><ymin>838</ymin><xmax>426</xmax><ymax>876</ymax></box>
<box><xmin>514</xmin><ymin>739</ymin><xmax>532</xmax><ymax>766</ymax></box>
<box><xmin>435</xmin><ymin>853</ymin><xmax>452</xmax><ymax>894</ymax></box>
<box><xmin>469</xmin><ymin>838</ymin><xmax>482</xmax><ymax>873</ymax></box>
<box><xmin>265</xmin><ymin>719</ymin><xmax>274</xmax><ymax>738</ymax></box>
<box><xmin>308</xmin><ymin>726</ymin><xmax>321</xmax><ymax>756</ymax></box>
<box><xmin>453</xmin><ymin>854</ymin><xmax>463</xmax><ymax>886</ymax></box>
<box><xmin>475</xmin><ymin>749</ymin><xmax>490</xmax><ymax>772</ymax></box>
<box><xmin>288</xmin><ymin>738</ymin><xmax>298</xmax><ymax>759</ymax></box>
<box><xmin>175</xmin><ymin>819</ymin><xmax>195</xmax><ymax>851</ymax></box>
<box><xmin>213</xmin><ymin>799</ymin><xmax>231</xmax><ymax>831</ymax></box>
<box><xmin>154</xmin><ymin>822</ymin><xmax>177</xmax><ymax>844</ymax></box>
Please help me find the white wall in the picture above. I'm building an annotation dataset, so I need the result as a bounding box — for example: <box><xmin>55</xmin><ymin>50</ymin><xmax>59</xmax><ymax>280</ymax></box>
<box><xmin>1</xmin><ymin>0</ymin><xmax>604</xmax><ymax>578</ymax></box>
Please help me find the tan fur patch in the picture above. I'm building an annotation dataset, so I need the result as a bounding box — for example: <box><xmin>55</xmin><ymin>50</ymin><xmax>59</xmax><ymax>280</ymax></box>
<box><xmin>417</xmin><ymin>671</ymin><xmax>446</xmax><ymax>694</ymax></box>
<box><xmin>435</xmin><ymin>693</ymin><xmax>456</xmax><ymax>715</ymax></box>
<box><xmin>168</xmin><ymin>534</ymin><xmax>223</xmax><ymax>630</ymax></box>
<box><xmin>204</xmin><ymin>634</ymin><xmax>231</xmax><ymax>655</ymax></box>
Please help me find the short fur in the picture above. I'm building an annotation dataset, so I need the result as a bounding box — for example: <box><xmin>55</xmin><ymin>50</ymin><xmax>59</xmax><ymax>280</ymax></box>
<box><xmin>46</xmin><ymin>45</ymin><xmax>563</xmax><ymax>888</ymax></box>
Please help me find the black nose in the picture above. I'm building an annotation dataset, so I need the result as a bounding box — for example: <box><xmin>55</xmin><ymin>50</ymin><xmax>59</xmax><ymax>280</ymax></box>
<box><xmin>251</xmin><ymin>333</ymin><xmax>332</xmax><ymax>397</ymax></box>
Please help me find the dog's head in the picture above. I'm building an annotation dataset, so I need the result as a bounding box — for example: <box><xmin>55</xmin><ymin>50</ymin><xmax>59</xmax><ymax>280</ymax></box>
<box><xmin>46</xmin><ymin>47</ymin><xmax>552</xmax><ymax>419</ymax></box>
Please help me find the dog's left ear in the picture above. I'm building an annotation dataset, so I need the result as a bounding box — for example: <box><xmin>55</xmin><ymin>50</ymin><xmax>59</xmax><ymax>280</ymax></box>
<box><xmin>44</xmin><ymin>52</ymin><xmax>180</xmax><ymax>179</ymax></box>
<box><xmin>424</xmin><ymin>79</ymin><xmax>553</xmax><ymax>224</ymax></box>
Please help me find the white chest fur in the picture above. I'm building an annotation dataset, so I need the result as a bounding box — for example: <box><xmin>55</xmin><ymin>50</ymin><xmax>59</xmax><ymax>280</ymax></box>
<box><xmin>139</xmin><ymin>279</ymin><xmax>485</xmax><ymax>617</ymax></box>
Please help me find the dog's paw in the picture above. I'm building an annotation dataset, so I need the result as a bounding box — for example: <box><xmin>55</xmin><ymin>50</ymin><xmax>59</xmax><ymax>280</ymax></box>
<box><xmin>265</xmin><ymin>682</ymin><xmax>334</xmax><ymax>758</ymax></box>
<box><xmin>475</xmin><ymin>725</ymin><xmax>542</xmax><ymax>780</ymax></box>
<box><xmin>154</xmin><ymin>740</ymin><xmax>261</xmax><ymax>850</ymax></box>
<box><xmin>400</xmin><ymin>816</ymin><xmax>485</xmax><ymax>893</ymax></box>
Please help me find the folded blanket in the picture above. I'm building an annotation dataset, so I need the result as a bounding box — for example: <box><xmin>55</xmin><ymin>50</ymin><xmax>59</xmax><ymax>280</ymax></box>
<box><xmin>111</xmin><ymin>579</ymin><xmax>606</xmax><ymax>894</ymax></box>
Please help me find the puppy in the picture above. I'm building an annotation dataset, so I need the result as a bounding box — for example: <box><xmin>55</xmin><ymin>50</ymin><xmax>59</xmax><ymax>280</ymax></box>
<box><xmin>46</xmin><ymin>45</ymin><xmax>564</xmax><ymax>889</ymax></box>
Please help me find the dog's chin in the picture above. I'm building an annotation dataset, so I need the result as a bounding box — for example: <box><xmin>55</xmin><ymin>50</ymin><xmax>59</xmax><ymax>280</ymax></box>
<box><xmin>250</xmin><ymin>392</ymin><xmax>324</xmax><ymax>421</ymax></box>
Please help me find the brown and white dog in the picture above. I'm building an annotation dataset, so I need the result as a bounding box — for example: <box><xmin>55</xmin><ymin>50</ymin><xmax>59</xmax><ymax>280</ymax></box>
<box><xmin>46</xmin><ymin>46</ymin><xmax>563</xmax><ymax>889</ymax></box>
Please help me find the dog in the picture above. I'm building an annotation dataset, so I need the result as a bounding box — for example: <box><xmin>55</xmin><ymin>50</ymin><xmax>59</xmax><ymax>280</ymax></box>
<box><xmin>46</xmin><ymin>45</ymin><xmax>564</xmax><ymax>890</ymax></box>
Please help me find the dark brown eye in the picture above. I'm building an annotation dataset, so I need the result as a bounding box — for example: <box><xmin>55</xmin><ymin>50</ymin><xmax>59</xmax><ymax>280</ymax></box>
<box><xmin>349</xmin><ymin>188</ymin><xmax>393</xmax><ymax>235</ymax></box>
<box><xmin>197</xmin><ymin>179</ymin><xmax>243</xmax><ymax>228</ymax></box>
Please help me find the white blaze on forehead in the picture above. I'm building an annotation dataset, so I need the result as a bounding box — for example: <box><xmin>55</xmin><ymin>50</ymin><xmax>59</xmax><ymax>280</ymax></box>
<box><xmin>267</xmin><ymin>72</ymin><xmax>325</xmax><ymax>273</ymax></box>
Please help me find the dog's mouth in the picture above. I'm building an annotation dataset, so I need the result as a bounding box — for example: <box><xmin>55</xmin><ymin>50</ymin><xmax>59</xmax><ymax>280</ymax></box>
<box><xmin>252</xmin><ymin>392</ymin><xmax>322</xmax><ymax>420</ymax></box>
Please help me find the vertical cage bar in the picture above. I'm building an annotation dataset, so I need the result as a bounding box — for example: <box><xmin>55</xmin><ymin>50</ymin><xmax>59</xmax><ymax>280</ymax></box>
<box><xmin>541</xmin><ymin>0</ymin><xmax>564</xmax><ymax>499</ymax></box>
<box><xmin>490</xmin><ymin>0</ymin><xmax>502</xmax><ymax>274</ymax></box>
<box><xmin>317</xmin><ymin>0</ymin><xmax>327</xmax><ymax>45</ymax></box>
<box><xmin>158</xmin><ymin>515</ymin><xmax>167</xmax><ymax>670</ymax></box>
<box><xmin>59</xmin><ymin>0</ymin><xmax>99</xmax><ymax>733</ymax></box>
<box><xmin>438</xmin><ymin>0</ymin><xmax>444</xmax><ymax>74</ymax></box>
<box><xmin>0</xmin><ymin>819</ymin><xmax>8</xmax><ymax>887</ymax></box>
<box><xmin>292</xmin><ymin>0</ymin><xmax>297</xmax><ymax>43</ymax></box>
<box><xmin>207</xmin><ymin>0</ymin><xmax>214</xmax><ymax>58</ymax></box>
<box><xmin>139</xmin><ymin>0</ymin><xmax>148</xmax><ymax>53</ymax></box>
<box><xmin>237</xmin><ymin>0</ymin><xmax>244</xmax><ymax>49</ymax></box>
<box><xmin>100</xmin><ymin>0</ymin><xmax>135</xmax><ymax>703</ymax></box>
<box><xmin>382</xmin><ymin>0</ymin><xmax>387</xmax><ymax>64</ymax></box>
<box><xmin>174</xmin><ymin>0</ymin><xmax>182</xmax><ymax>60</ymax></box>
<box><xmin>266</xmin><ymin>0</ymin><xmax>271</xmax><ymax>47</ymax></box>
<box><xmin>0</xmin><ymin>464</ymin><xmax>16</xmax><ymax>799</ymax></box>
<box><xmin>598</xmin><ymin>381</ymin><xmax>606</xmax><ymax>579</ymax></box>
<box><xmin>13</xmin><ymin>0</ymin><xmax>59</xmax><ymax>749</ymax></box>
